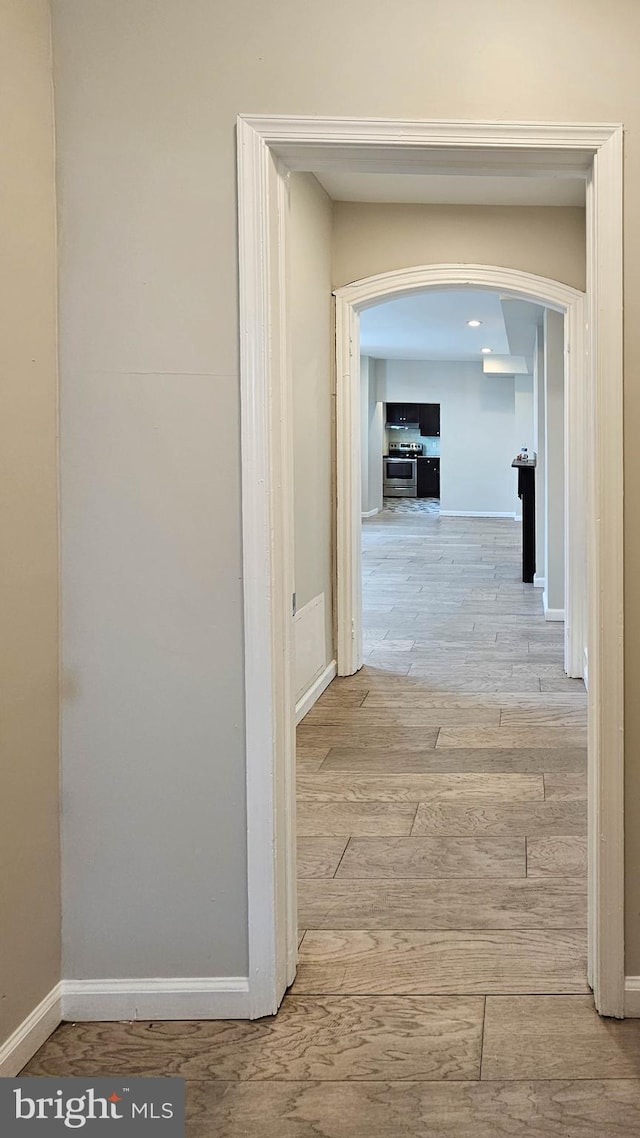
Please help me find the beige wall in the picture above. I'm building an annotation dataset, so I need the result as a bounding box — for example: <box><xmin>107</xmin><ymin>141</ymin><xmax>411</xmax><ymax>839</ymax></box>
<box><xmin>290</xmin><ymin>173</ymin><xmax>334</xmax><ymax>666</ymax></box>
<box><xmin>49</xmin><ymin>0</ymin><xmax>640</xmax><ymax>978</ymax></box>
<box><xmin>0</xmin><ymin>0</ymin><xmax>60</xmax><ymax>1044</ymax></box>
<box><xmin>333</xmin><ymin>203</ymin><xmax>586</xmax><ymax>291</ymax></box>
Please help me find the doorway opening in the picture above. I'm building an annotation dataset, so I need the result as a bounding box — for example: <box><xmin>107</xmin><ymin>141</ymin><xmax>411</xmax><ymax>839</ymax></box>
<box><xmin>296</xmin><ymin>280</ymin><xmax>588</xmax><ymax>1005</ymax></box>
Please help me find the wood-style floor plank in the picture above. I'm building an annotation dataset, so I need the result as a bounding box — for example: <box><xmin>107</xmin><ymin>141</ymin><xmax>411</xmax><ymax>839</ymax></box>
<box><xmin>293</xmin><ymin>930</ymin><xmax>589</xmax><ymax>995</ymax></box>
<box><xmin>302</xmin><ymin>707</ymin><xmax>500</xmax><ymax>727</ymax></box>
<box><xmin>482</xmin><ymin>995</ymin><xmax>640</xmax><ymax>1080</ymax></box>
<box><xmin>436</xmin><ymin>726</ymin><xmax>587</xmax><ymax>749</ymax></box>
<box><xmin>411</xmin><ymin>800</ymin><xmax>586</xmax><ymax>837</ymax></box>
<box><xmin>297</xmin><ymin>803</ymin><xmax>417</xmax><ymax>837</ymax></box>
<box><xmin>318</xmin><ymin>746</ymin><xmax>587</xmax><ymax>775</ymax></box>
<box><xmin>334</xmin><ymin>836</ymin><xmax>526</xmax><ymax>879</ymax></box>
<box><xmin>298</xmin><ymin>878</ymin><xmax>587</xmax><ymax>930</ymax></box>
<box><xmin>297</xmin><ymin>772</ymin><xmax>544</xmax><ymax>803</ymax></box>
<box><xmin>544</xmin><ymin>772</ymin><xmax>587</xmax><ymax>799</ymax></box>
<box><xmin>185</xmin><ymin>1079</ymin><xmax>640</xmax><ymax>1137</ymax></box>
<box><xmin>526</xmin><ymin>836</ymin><xmax>588</xmax><ymax>877</ymax></box>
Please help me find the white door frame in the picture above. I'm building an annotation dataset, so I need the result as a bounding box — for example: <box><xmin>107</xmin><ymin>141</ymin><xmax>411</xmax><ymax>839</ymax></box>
<box><xmin>334</xmin><ymin>265</ymin><xmax>586</xmax><ymax>679</ymax></box>
<box><xmin>237</xmin><ymin>115</ymin><xmax>624</xmax><ymax>1018</ymax></box>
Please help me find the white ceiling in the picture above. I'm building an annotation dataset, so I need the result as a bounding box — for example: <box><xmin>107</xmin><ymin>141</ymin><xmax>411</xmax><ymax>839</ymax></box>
<box><xmin>360</xmin><ymin>289</ymin><xmax>512</xmax><ymax>361</ymax></box>
<box><xmin>315</xmin><ymin>170</ymin><xmax>586</xmax><ymax>207</ymax></box>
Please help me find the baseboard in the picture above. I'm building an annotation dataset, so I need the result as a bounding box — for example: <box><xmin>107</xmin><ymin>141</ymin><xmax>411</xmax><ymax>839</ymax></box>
<box><xmin>543</xmin><ymin>592</ymin><xmax>565</xmax><ymax>622</ymax></box>
<box><xmin>61</xmin><ymin>977</ymin><xmax>251</xmax><ymax>1022</ymax></box>
<box><xmin>533</xmin><ymin>574</ymin><xmax>546</xmax><ymax>589</ymax></box>
<box><xmin>624</xmin><ymin>978</ymin><xmax>640</xmax><ymax>1017</ymax></box>
<box><xmin>0</xmin><ymin>983</ymin><xmax>63</xmax><ymax>1076</ymax></box>
<box><xmin>439</xmin><ymin>510</ymin><xmax>517</xmax><ymax>518</ymax></box>
<box><xmin>361</xmin><ymin>508</ymin><xmax>379</xmax><ymax>518</ymax></box>
<box><xmin>295</xmin><ymin>660</ymin><xmax>337</xmax><ymax>725</ymax></box>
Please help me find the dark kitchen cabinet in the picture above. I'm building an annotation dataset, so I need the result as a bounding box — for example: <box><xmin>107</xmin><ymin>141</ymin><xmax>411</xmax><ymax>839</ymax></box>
<box><xmin>386</xmin><ymin>402</ymin><xmax>420</xmax><ymax>427</ymax></box>
<box><xmin>419</xmin><ymin>403</ymin><xmax>440</xmax><ymax>437</ymax></box>
<box><xmin>417</xmin><ymin>457</ymin><xmax>440</xmax><ymax>499</ymax></box>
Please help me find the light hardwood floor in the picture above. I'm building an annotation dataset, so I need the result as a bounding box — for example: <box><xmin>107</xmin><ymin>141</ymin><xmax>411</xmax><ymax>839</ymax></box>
<box><xmin>22</xmin><ymin>505</ymin><xmax>640</xmax><ymax>1135</ymax></box>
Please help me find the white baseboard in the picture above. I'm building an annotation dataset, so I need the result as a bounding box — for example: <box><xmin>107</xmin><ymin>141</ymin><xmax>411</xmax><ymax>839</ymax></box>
<box><xmin>624</xmin><ymin>978</ymin><xmax>640</xmax><ymax>1017</ymax></box>
<box><xmin>0</xmin><ymin>983</ymin><xmax>62</xmax><ymax>1076</ymax></box>
<box><xmin>543</xmin><ymin>592</ymin><xmax>565</xmax><ymax>622</ymax></box>
<box><xmin>295</xmin><ymin>660</ymin><xmax>337</xmax><ymax>725</ymax></box>
<box><xmin>62</xmin><ymin>977</ymin><xmax>250</xmax><ymax>1022</ymax></box>
<box><xmin>361</xmin><ymin>508</ymin><xmax>379</xmax><ymax>518</ymax></box>
<box><xmin>533</xmin><ymin>574</ymin><xmax>546</xmax><ymax>589</ymax></box>
<box><xmin>439</xmin><ymin>510</ymin><xmax>517</xmax><ymax>518</ymax></box>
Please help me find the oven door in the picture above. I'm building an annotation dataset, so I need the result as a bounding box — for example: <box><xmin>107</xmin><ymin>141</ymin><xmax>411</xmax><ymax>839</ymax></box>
<box><xmin>383</xmin><ymin>458</ymin><xmax>417</xmax><ymax>497</ymax></box>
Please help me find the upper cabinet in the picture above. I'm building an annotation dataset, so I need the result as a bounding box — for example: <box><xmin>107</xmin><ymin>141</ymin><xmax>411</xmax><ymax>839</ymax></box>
<box><xmin>385</xmin><ymin>402</ymin><xmax>441</xmax><ymax>435</ymax></box>
<box><xmin>419</xmin><ymin>403</ymin><xmax>441</xmax><ymax>437</ymax></box>
<box><xmin>386</xmin><ymin>403</ymin><xmax>420</xmax><ymax>427</ymax></box>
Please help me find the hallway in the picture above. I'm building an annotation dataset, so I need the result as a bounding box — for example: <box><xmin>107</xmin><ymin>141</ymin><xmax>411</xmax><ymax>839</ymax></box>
<box><xmin>297</xmin><ymin>504</ymin><xmax>588</xmax><ymax>998</ymax></box>
<box><xmin>21</xmin><ymin>508</ymin><xmax>640</xmax><ymax>1134</ymax></box>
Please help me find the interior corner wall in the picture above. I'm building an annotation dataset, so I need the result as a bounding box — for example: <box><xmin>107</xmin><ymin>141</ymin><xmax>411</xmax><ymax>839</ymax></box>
<box><xmin>332</xmin><ymin>203</ymin><xmax>586</xmax><ymax>292</ymax></box>
<box><xmin>378</xmin><ymin>360</ymin><xmax>517</xmax><ymax>515</ymax></box>
<box><xmin>290</xmin><ymin>173</ymin><xmax>335</xmax><ymax>676</ymax></box>
<box><xmin>0</xmin><ymin>0</ymin><xmax>60</xmax><ymax>1046</ymax></box>
<box><xmin>514</xmin><ymin>375</ymin><xmax>535</xmax><ymax>517</ymax></box>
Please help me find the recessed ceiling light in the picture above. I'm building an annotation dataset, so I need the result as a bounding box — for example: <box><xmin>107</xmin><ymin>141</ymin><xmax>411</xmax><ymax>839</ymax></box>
<box><xmin>481</xmin><ymin>347</ymin><xmax>492</xmax><ymax>354</ymax></box>
<box><xmin>467</xmin><ymin>319</ymin><xmax>482</xmax><ymax>327</ymax></box>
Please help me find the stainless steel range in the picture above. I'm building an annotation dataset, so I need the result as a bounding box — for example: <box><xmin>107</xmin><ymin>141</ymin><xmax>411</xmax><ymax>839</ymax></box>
<box><xmin>383</xmin><ymin>442</ymin><xmax>423</xmax><ymax>497</ymax></box>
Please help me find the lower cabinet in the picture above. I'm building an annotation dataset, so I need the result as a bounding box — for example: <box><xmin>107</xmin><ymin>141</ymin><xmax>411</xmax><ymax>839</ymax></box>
<box><xmin>417</xmin><ymin>457</ymin><xmax>440</xmax><ymax>498</ymax></box>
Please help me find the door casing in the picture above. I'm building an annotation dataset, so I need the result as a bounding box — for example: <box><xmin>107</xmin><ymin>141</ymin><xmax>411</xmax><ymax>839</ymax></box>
<box><xmin>237</xmin><ymin>115</ymin><xmax>624</xmax><ymax>1018</ymax></box>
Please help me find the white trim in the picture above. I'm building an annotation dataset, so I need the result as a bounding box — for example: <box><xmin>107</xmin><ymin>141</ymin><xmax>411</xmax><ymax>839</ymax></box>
<box><xmin>238</xmin><ymin>118</ymin><xmax>296</xmax><ymax>1018</ymax></box>
<box><xmin>361</xmin><ymin>508</ymin><xmax>379</xmax><ymax>518</ymax></box>
<box><xmin>624</xmin><ymin>978</ymin><xmax>640</xmax><ymax>1017</ymax></box>
<box><xmin>533</xmin><ymin>574</ymin><xmax>546</xmax><ymax>589</ymax></box>
<box><xmin>61</xmin><ymin>978</ymin><xmax>250</xmax><ymax>1022</ymax></box>
<box><xmin>295</xmin><ymin>660</ymin><xmax>337</xmax><ymax>725</ymax></box>
<box><xmin>440</xmin><ymin>510</ymin><xmax>518</xmax><ymax>519</ymax></box>
<box><xmin>336</xmin><ymin>296</ymin><xmax>362</xmax><ymax>676</ymax></box>
<box><xmin>544</xmin><ymin>606</ymin><xmax>566</xmax><ymax>622</ymax></box>
<box><xmin>0</xmin><ymin>984</ymin><xmax>62</xmax><ymax>1076</ymax></box>
<box><xmin>586</xmin><ymin>128</ymin><xmax>625</xmax><ymax>1018</ymax></box>
<box><xmin>564</xmin><ymin>294</ymin><xmax>588</xmax><ymax>677</ymax></box>
<box><xmin>237</xmin><ymin>115</ymin><xmax>624</xmax><ymax>1020</ymax></box>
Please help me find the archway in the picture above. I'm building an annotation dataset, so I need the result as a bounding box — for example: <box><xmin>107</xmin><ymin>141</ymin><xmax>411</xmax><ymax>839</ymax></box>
<box><xmin>334</xmin><ymin>264</ymin><xmax>586</xmax><ymax>680</ymax></box>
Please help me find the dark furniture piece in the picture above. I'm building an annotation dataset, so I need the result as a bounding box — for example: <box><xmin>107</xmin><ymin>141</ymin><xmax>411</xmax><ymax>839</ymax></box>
<box><xmin>512</xmin><ymin>457</ymin><xmax>536</xmax><ymax>583</ymax></box>
<box><xmin>386</xmin><ymin>403</ymin><xmax>420</xmax><ymax>427</ymax></box>
<box><xmin>417</xmin><ymin>457</ymin><xmax>440</xmax><ymax>499</ymax></box>
<box><xmin>419</xmin><ymin>403</ymin><xmax>441</xmax><ymax>437</ymax></box>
